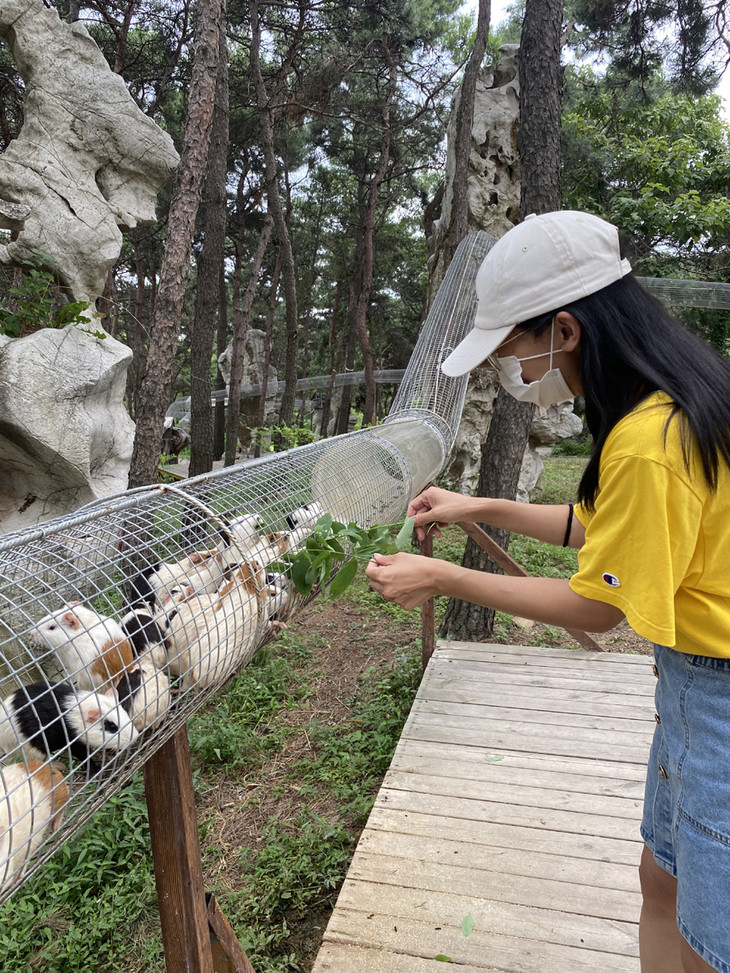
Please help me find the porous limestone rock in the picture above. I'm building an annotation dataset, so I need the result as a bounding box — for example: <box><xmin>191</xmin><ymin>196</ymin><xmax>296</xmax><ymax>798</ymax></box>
<box><xmin>0</xmin><ymin>0</ymin><xmax>179</xmax><ymax>307</ymax></box>
<box><xmin>0</xmin><ymin>327</ymin><xmax>135</xmax><ymax>533</ymax></box>
<box><xmin>0</xmin><ymin>1</ymin><xmax>178</xmax><ymax>532</ymax></box>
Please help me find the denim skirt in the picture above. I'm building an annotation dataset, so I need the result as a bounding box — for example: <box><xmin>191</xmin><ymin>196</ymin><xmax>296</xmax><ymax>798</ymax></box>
<box><xmin>641</xmin><ymin>643</ymin><xmax>730</xmax><ymax>973</ymax></box>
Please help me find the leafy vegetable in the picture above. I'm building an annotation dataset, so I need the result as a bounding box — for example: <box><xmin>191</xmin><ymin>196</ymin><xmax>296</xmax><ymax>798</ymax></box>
<box><xmin>274</xmin><ymin>514</ymin><xmax>415</xmax><ymax>600</ymax></box>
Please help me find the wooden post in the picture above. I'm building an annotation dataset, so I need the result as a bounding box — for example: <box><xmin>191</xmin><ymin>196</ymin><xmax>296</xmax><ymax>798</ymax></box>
<box><xmin>144</xmin><ymin>726</ymin><xmax>215</xmax><ymax>973</ymax></box>
<box><xmin>207</xmin><ymin>894</ymin><xmax>257</xmax><ymax>973</ymax></box>
<box><xmin>419</xmin><ymin>531</ymin><xmax>436</xmax><ymax>669</ymax></box>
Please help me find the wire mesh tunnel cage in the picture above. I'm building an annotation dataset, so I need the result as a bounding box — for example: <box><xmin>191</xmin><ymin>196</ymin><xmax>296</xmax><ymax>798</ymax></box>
<box><xmin>0</xmin><ymin>230</ymin><xmax>494</xmax><ymax>908</ymax></box>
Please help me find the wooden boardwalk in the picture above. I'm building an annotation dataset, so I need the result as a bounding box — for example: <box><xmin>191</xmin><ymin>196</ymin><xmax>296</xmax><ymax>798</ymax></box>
<box><xmin>312</xmin><ymin>640</ymin><xmax>656</xmax><ymax>973</ymax></box>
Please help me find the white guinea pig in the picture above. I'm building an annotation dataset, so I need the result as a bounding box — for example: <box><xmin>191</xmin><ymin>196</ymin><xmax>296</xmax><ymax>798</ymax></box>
<box><xmin>114</xmin><ymin>654</ymin><xmax>170</xmax><ymax>731</ymax></box>
<box><xmin>0</xmin><ymin>760</ymin><xmax>69</xmax><ymax>891</ymax></box>
<box><xmin>0</xmin><ymin>682</ymin><xmax>138</xmax><ymax>775</ymax></box>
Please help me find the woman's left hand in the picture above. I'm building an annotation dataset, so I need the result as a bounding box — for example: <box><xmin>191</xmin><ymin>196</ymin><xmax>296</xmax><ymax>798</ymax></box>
<box><xmin>364</xmin><ymin>551</ymin><xmax>439</xmax><ymax>609</ymax></box>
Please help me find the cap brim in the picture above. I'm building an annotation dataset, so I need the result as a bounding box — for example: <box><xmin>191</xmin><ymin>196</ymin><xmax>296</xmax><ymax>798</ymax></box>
<box><xmin>440</xmin><ymin>323</ymin><xmax>515</xmax><ymax>377</ymax></box>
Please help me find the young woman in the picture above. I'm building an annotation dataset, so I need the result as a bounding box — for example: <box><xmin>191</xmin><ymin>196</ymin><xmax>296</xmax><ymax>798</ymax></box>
<box><xmin>365</xmin><ymin>210</ymin><xmax>730</xmax><ymax>973</ymax></box>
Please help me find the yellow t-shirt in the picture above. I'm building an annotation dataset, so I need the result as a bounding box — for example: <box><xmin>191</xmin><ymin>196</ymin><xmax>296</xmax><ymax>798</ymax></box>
<box><xmin>569</xmin><ymin>391</ymin><xmax>730</xmax><ymax>656</ymax></box>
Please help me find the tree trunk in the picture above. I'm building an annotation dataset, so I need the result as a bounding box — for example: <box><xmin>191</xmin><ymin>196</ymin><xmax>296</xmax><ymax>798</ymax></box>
<box><xmin>224</xmin><ymin>212</ymin><xmax>273</xmax><ymax>467</ymax></box>
<box><xmin>518</xmin><ymin>0</ymin><xmax>563</xmax><ymax>213</ymax></box>
<box><xmin>189</xmin><ymin>28</ymin><xmax>229</xmax><ymax>478</ymax></box>
<box><xmin>350</xmin><ymin>33</ymin><xmax>398</xmax><ymax>426</ymax></box>
<box><xmin>249</xmin><ymin>0</ymin><xmax>303</xmax><ymax>427</ymax></box>
<box><xmin>128</xmin><ymin>0</ymin><xmax>225</xmax><ymax>488</ymax></box>
<box><xmin>439</xmin><ymin>390</ymin><xmax>535</xmax><ymax>639</ymax></box>
<box><xmin>438</xmin><ymin>0</ymin><xmax>564</xmax><ymax>641</ymax></box>
<box><xmin>253</xmin><ymin>250</ymin><xmax>281</xmax><ymax>458</ymax></box>
<box><xmin>213</xmin><ymin>263</ymin><xmax>228</xmax><ymax>461</ymax></box>
<box><xmin>319</xmin><ymin>279</ymin><xmax>343</xmax><ymax>437</ymax></box>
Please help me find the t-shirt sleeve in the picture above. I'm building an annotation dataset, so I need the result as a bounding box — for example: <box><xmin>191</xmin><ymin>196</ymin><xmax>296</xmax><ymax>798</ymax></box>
<box><xmin>568</xmin><ymin>453</ymin><xmax>703</xmax><ymax>646</ymax></box>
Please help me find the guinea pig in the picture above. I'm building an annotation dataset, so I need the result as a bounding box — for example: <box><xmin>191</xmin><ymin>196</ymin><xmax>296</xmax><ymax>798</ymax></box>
<box><xmin>0</xmin><ymin>760</ymin><xmax>69</xmax><ymax>891</ymax></box>
<box><xmin>166</xmin><ymin>559</ymin><xmax>264</xmax><ymax>691</ymax></box>
<box><xmin>28</xmin><ymin>603</ymin><xmax>135</xmax><ymax>693</ymax></box>
<box><xmin>0</xmin><ymin>682</ymin><xmax>138</xmax><ymax>775</ymax></box>
<box><xmin>285</xmin><ymin>501</ymin><xmax>323</xmax><ymax>532</ymax></box>
<box><xmin>114</xmin><ymin>655</ymin><xmax>170</xmax><ymax>731</ymax></box>
<box><xmin>119</xmin><ymin>608</ymin><xmax>171</xmax><ymax>670</ymax></box>
<box><xmin>128</xmin><ymin>549</ymin><xmax>226</xmax><ymax>611</ymax></box>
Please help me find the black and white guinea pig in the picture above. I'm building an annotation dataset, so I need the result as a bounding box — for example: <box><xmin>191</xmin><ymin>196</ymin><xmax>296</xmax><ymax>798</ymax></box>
<box><xmin>114</xmin><ymin>655</ymin><xmax>170</xmax><ymax>731</ymax></box>
<box><xmin>0</xmin><ymin>682</ymin><xmax>138</xmax><ymax>775</ymax></box>
<box><xmin>0</xmin><ymin>760</ymin><xmax>69</xmax><ymax>891</ymax></box>
<box><xmin>119</xmin><ymin>608</ymin><xmax>171</xmax><ymax>670</ymax></box>
<box><xmin>285</xmin><ymin>501</ymin><xmax>323</xmax><ymax>531</ymax></box>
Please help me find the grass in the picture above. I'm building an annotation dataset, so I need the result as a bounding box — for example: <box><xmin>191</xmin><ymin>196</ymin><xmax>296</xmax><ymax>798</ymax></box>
<box><xmin>0</xmin><ymin>453</ymin><xmax>586</xmax><ymax>972</ymax></box>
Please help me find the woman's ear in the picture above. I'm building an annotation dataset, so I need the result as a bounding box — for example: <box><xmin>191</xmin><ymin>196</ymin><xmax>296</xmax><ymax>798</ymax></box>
<box><xmin>555</xmin><ymin>311</ymin><xmax>581</xmax><ymax>352</ymax></box>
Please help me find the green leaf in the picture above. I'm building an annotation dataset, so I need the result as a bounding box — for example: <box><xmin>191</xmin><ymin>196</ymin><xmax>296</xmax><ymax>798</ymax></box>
<box><xmin>485</xmin><ymin>755</ymin><xmax>504</xmax><ymax>763</ymax></box>
<box><xmin>434</xmin><ymin>955</ymin><xmax>452</xmax><ymax>963</ymax></box>
<box><xmin>315</xmin><ymin>513</ymin><xmax>333</xmax><ymax>533</ymax></box>
<box><xmin>290</xmin><ymin>552</ymin><xmax>314</xmax><ymax>596</ymax></box>
<box><xmin>395</xmin><ymin>516</ymin><xmax>415</xmax><ymax>551</ymax></box>
<box><xmin>328</xmin><ymin>558</ymin><xmax>358</xmax><ymax>599</ymax></box>
<box><xmin>461</xmin><ymin>914</ymin><xmax>474</xmax><ymax>937</ymax></box>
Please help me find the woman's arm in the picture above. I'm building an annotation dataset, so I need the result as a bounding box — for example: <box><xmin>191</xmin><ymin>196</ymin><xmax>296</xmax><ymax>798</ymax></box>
<box><xmin>365</xmin><ymin>552</ymin><xmax>623</xmax><ymax>633</ymax></box>
<box><xmin>408</xmin><ymin>486</ymin><xmax>585</xmax><ymax>549</ymax></box>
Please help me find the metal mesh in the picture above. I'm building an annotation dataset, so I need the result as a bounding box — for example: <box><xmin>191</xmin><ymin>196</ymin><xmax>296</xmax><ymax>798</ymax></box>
<box><xmin>0</xmin><ymin>231</ymin><xmax>494</xmax><ymax>901</ymax></box>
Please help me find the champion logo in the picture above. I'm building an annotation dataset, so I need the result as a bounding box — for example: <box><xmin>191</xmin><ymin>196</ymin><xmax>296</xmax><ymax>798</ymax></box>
<box><xmin>602</xmin><ymin>573</ymin><xmax>621</xmax><ymax>588</ymax></box>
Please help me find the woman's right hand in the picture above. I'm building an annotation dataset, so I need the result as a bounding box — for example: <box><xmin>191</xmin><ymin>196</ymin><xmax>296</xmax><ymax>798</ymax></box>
<box><xmin>407</xmin><ymin>486</ymin><xmax>477</xmax><ymax>541</ymax></box>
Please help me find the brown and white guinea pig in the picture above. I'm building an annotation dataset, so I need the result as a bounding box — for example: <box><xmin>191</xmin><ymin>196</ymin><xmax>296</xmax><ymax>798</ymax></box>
<box><xmin>28</xmin><ymin>603</ymin><xmax>136</xmax><ymax>693</ymax></box>
<box><xmin>127</xmin><ymin>548</ymin><xmax>226</xmax><ymax>612</ymax></box>
<box><xmin>0</xmin><ymin>760</ymin><xmax>69</xmax><ymax>891</ymax></box>
<box><xmin>113</xmin><ymin>655</ymin><xmax>170</xmax><ymax>732</ymax></box>
<box><xmin>0</xmin><ymin>682</ymin><xmax>138</xmax><ymax>776</ymax></box>
<box><xmin>165</xmin><ymin>558</ymin><xmax>266</xmax><ymax>692</ymax></box>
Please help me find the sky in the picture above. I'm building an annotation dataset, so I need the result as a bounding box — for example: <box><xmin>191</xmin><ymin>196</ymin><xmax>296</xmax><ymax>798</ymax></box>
<box><xmin>459</xmin><ymin>0</ymin><xmax>730</xmax><ymax>121</ymax></box>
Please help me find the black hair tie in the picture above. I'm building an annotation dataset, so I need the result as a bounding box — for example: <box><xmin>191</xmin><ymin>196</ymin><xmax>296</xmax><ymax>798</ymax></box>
<box><xmin>562</xmin><ymin>503</ymin><xmax>574</xmax><ymax>548</ymax></box>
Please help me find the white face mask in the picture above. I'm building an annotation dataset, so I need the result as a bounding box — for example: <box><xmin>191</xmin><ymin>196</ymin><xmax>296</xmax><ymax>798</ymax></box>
<box><xmin>490</xmin><ymin>320</ymin><xmax>574</xmax><ymax>408</ymax></box>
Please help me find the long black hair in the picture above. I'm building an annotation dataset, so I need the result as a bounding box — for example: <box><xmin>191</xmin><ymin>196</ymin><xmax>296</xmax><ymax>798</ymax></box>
<box><xmin>518</xmin><ymin>274</ymin><xmax>730</xmax><ymax>510</ymax></box>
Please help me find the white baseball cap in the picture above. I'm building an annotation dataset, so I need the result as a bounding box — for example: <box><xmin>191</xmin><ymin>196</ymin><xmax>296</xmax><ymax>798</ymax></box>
<box><xmin>440</xmin><ymin>210</ymin><xmax>632</xmax><ymax>377</ymax></box>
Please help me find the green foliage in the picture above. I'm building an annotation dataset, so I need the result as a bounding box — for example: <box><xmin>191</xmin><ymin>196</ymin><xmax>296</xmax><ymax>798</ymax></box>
<box><xmin>0</xmin><ymin>778</ymin><xmax>162</xmax><ymax>972</ymax></box>
<box><xmin>254</xmin><ymin>423</ymin><xmax>317</xmax><ymax>453</ymax></box>
<box><xmin>562</xmin><ymin>73</ymin><xmax>730</xmax><ymax>273</ymax></box>
<box><xmin>189</xmin><ymin>634</ymin><xmax>313</xmax><ymax>769</ymax></box>
<box><xmin>550</xmin><ymin>433</ymin><xmax>593</xmax><ymax>457</ymax></box>
<box><xmin>0</xmin><ymin>251</ymin><xmax>90</xmax><ymax>338</ymax></box>
<box><xmin>274</xmin><ymin>514</ymin><xmax>415</xmax><ymax>599</ymax></box>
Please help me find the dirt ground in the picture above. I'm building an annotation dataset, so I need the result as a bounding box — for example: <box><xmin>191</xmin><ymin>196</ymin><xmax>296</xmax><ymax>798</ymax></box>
<box><xmin>199</xmin><ymin>595</ymin><xmax>651</xmax><ymax>971</ymax></box>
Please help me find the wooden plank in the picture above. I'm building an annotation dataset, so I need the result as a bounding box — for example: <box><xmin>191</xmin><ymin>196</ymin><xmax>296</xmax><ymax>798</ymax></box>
<box><xmin>357</xmin><ymin>828</ymin><xmax>640</xmax><ymax>892</ymax></box>
<box><xmin>315</xmin><ymin>936</ymin><xmax>639</xmax><ymax>973</ymax></box>
<box><xmin>389</xmin><ymin>749</ymin><xmax>646</xmax><ymax>799</ymax></box>
<box><xmin>365</xmin><ymin>806</ymin><xmax>643</xmax><ymax>866</ymax></box>
<box><xmin>419</xmin><ymin>683</ymin><xmax>655</xmax><ymax>720</ymax></box>
<box><xmin>330</xmin><ymin>882</ymin><xmax>639</xmax><ymax>955</ymax></box>
<box><xmin>411</xmin><ymin>696</ymin><xmax>654</xmax><ymax>732</ymax></box>
<box><xmin>313</xmin><ymin>643</ymin><xmax>649</xmax><ymax>972</ymax></box>
<box><xmin>376</xmin><ymin>787</ymin><xmax>645</xmax><ymax>841</ymax></box>
<box><xmin>381</xmin><ymin>770</ymin><xmax>645</xmax><ymax>822</ymax></box>
<box><xmin>347</xmin><ymin>851</ymin><xmax>642</xmax><ymax>921</ymax></box>
<box><xmin>395</xmin><ymin>737</ymin><xmax>646</xmax><ymax>784</ymax></box>
<box><xmin>404</xmin><ymin>715</ymin><xmax>653</xmax><ymax>764</ymax></box>
<box><xmin>426</xmin><ymin>662</ymin><xmax>656</xmax><ymax>694</ymax></box>
<box><xmin>440</xmin><ymin>640</ymin><xmax>652</xmax><ymax>665</ymax></box>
